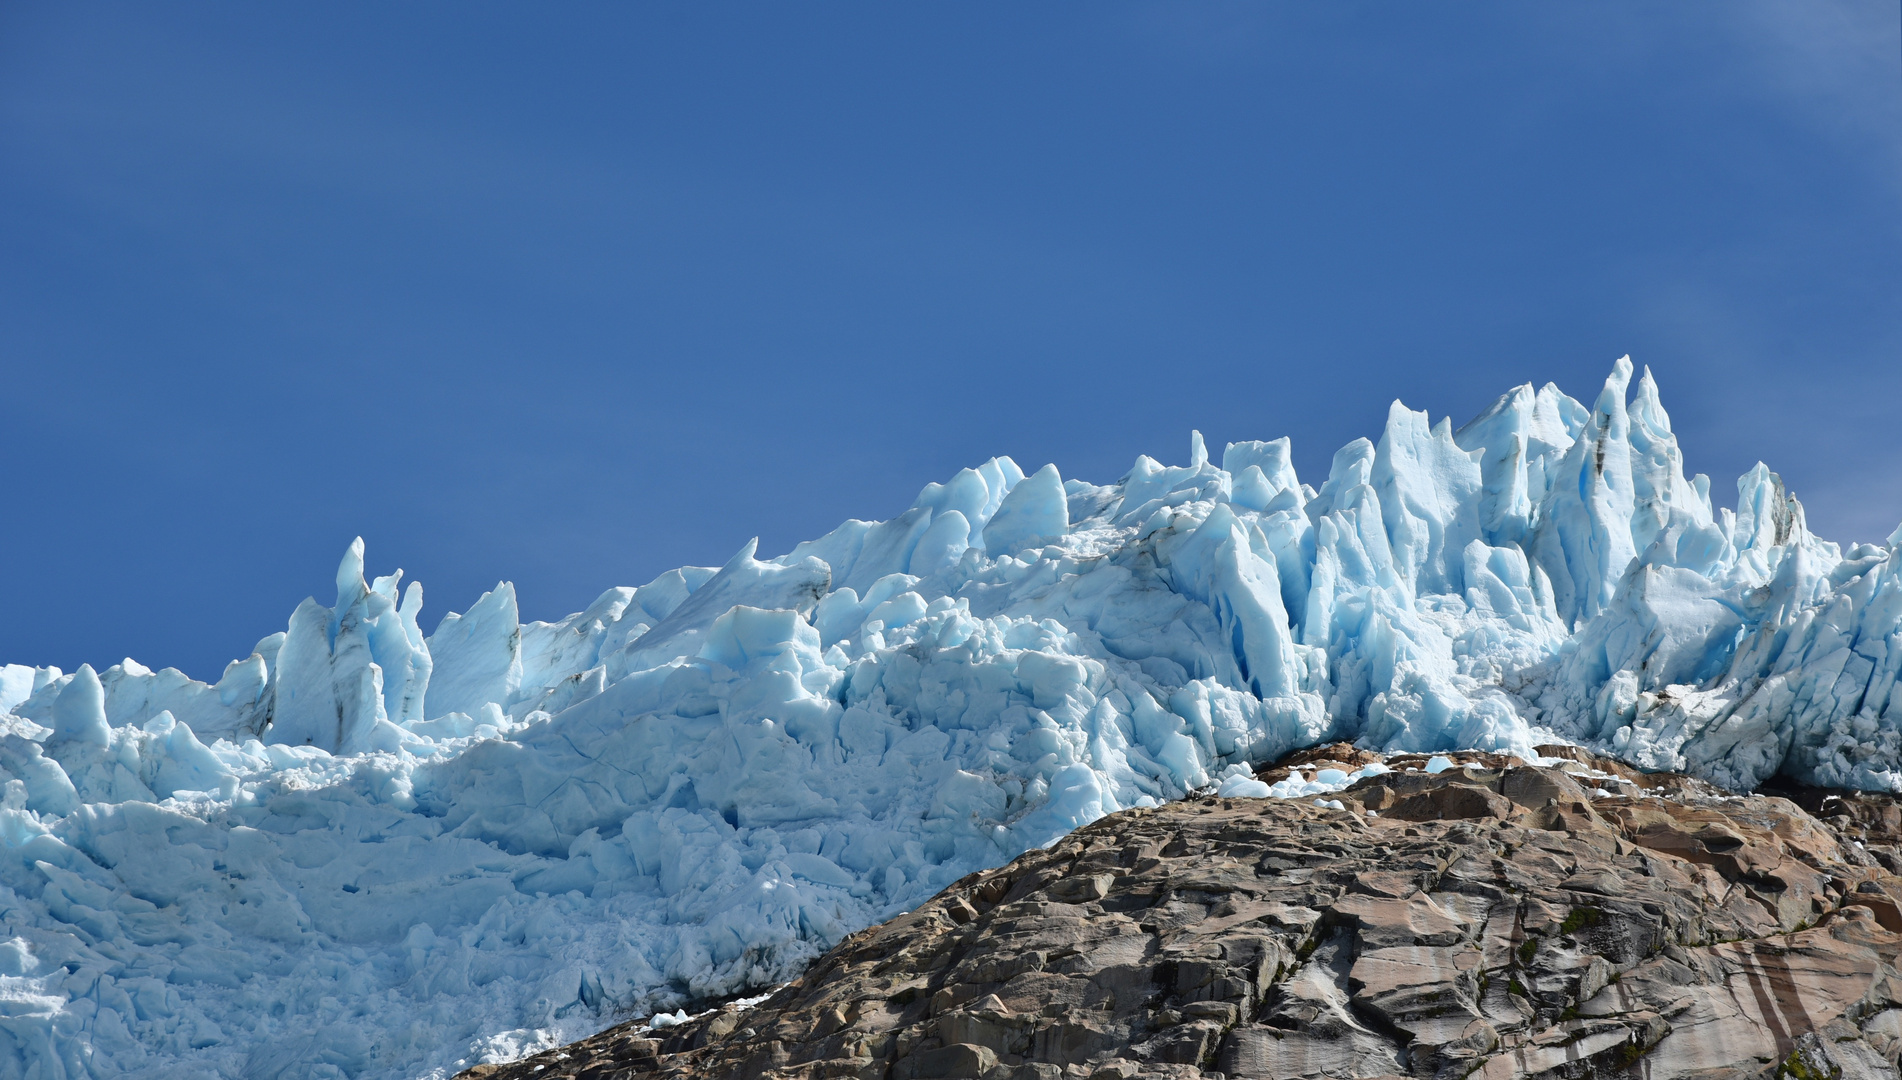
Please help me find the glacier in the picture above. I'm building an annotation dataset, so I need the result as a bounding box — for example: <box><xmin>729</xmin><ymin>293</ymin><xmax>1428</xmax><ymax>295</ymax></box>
<box><xmin>2</xmin><ymin>357</ymin><xmax>1900</xmax><ymax>1078</ymax></box>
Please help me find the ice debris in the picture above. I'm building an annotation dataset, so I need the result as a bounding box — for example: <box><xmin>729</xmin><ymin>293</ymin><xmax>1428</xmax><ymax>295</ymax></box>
<box><xmin>1251</xmin><ymin>761</ymin><xmax>1392</xmax><ymax>801</ymax></box>
<box><xmin>2</xmin><ymin>358</ymin><xmax>1900</xmax><ymax>1078</ymax></box>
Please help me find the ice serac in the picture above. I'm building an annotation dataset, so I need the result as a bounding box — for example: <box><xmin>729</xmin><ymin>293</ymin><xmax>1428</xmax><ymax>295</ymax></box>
<box><xmin>269</xmin><ymin>537</ymin><xmax>431</xmax><ymax>753</ymax></box>
<box><xmin>1533</xmin><ymin>357</ymin><xmax>1639</xmax><ymax>626</ymax></box>
<box><xmin>908</xmin><ymin>509</ymin><xmax>971</xmax><ymax>578</ymax></box>
<box><xmin>0</xmin><ymin>664</ymin><xmax>37</xmax><ymax>713</ymax></box>
<box><xmin>1372</xmin><ymin>400</ymin><xmax>1484</xmax><ymax>599</ymax></box>
<box><xmin>12</xmin><ymin>648</ymin><xmax>276</xmax><ymax>744</ymax></box>
<box><xmin>48</xmin><ymin>663</ymin><xmax>109</xmax><ymax>749</ymax></box>
<box><xmin>617</xmin><ymin>538</ymin><xmax>830</xmax><ymax>671</ymax></box>
<box><xmin>1626</xmin><ymin>365</ymin><xmax>1713</xmax><ymax>557</ymax></box>
<box><xmin>981</xmin><ymin>462</ymin><xmax>1068</xmax><ymax>556</ymax></box>
<box><xmin>1</xmin><ymin>357</ymin><xmax>1900</xmax><ymax>1080</ymax></box>
<box><xmin>1454</xmin><ymin>381</ymin><xmax>1586</xmax><ymax>549</ymax></box>
<box><xmin>427</xmin><ymin>578</ymin><xmax>523</xmax><ymax>722</ymax></box>
<box><xmin>1168</xmin><ymin>504</ymin><xmax>1309</xmax><ymax>709</ymax></box>
<box><xmin>913</xmin><ymin>457</ymin><xmax>1022</xmax><ymax>534</ymax></box>
<box><xmin>1222</xmin><ymin>436</ymin><xmax>1301</xmax><ymax>505</ymax></box>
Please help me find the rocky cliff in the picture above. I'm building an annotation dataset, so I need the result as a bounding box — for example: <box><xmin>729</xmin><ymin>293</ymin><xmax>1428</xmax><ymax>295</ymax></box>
<box><xmin>463</xmin><ymin>748</ymin><xmax>1902</xmax><ymax>1080</ymax></box>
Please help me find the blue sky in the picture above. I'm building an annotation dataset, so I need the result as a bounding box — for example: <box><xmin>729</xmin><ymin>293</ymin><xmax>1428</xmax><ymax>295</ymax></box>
<box><xmin>3</xmin><ymin>3</ymin><xmax>1899</xmax><ymax>680</ymax></box>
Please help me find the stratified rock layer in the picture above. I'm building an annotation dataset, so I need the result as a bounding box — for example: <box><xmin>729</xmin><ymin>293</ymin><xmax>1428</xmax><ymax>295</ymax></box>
<box><xmin>465</xmin><ymin>749</ymin><xmax>1902</xmax><ymax>1080</ymax></box>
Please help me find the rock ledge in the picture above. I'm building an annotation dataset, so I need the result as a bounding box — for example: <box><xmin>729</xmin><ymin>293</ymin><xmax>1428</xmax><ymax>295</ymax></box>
<box><xmin>463</xmin><ymin>747</ymin><xmax>1902</xmax><ymax>1080</ymax></box>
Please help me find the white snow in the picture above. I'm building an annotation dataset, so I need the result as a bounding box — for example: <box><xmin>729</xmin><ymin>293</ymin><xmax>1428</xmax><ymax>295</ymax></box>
<box><xmin>3</xmin><ymin>357</ymin><xmax>1900</xmax><ymax>1078</ymax></box>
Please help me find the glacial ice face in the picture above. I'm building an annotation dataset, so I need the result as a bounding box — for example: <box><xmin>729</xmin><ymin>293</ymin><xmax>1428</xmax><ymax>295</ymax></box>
<box><xmin>2</xmin><ymin>358</ymin><xmax>1900</xmax><ymax>1079</ymax></box>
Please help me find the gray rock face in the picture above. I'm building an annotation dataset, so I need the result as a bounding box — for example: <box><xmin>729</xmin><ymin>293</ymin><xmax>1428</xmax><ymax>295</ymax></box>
<box><xmin>461</xmin><ymin>746</ymin><xmax>1902</xmax><ymax>1080</ymax></box>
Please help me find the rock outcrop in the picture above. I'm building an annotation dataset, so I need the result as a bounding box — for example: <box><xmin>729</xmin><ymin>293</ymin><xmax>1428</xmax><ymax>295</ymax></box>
<box><xmin>462</xmin><ymin>747</ymin><xmax>1902</xmax><ymax>1079</ymax></box>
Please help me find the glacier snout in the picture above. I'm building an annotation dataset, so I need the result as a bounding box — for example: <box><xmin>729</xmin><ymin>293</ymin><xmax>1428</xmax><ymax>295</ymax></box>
<box><xmin>0</xmin><ymin>357</ymin><xmax>1898</xmax><ymax>1078</ymax></box>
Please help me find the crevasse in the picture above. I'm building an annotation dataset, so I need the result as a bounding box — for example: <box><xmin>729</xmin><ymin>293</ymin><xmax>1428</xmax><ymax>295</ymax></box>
<box><xmin>1</xmin><ymin>358</ymin><xmax>1898</xmax><ymax>1078</ymax></box>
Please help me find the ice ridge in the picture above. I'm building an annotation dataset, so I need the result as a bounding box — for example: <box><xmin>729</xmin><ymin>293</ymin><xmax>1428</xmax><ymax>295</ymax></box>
<box><xmin>2</xmin><ymin>358</ymin><xmax>1899</xmax><ymax>1078</ymax></box>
